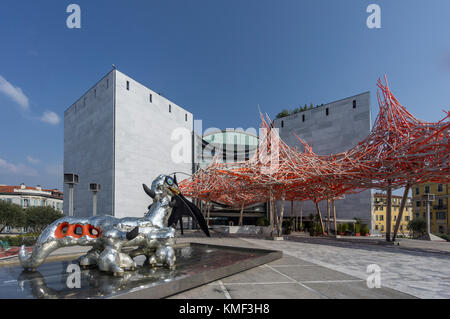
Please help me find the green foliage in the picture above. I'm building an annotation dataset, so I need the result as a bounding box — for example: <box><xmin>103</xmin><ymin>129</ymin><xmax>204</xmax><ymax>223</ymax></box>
<box><xmin>355</xmin><ymin>223</ymin><xmax>361</xmax><ymax>234</ymax></box>
<box><xmin>347</xmin><ymin>223</ymin><xmax>354</xmax><ymax>233</ymax></box>
<box><xmin>1</xmin><ymin>233</ymin><xmax>39</xmax><ymax>247</ymax></box>
<box><xmin>337</xmin><ymin>223</ymin><xmax>348</xmax><ymax>233</ymax></box>
<box><xmin>24</xmin><ymin>206</ymin><xmax>63</xmax><ymax>233</ymax></box>
<box><xmin>0</xmin><ymin>201</ymin><xmax>26</xmax><ymax>232</ymax></box>
<box><xmin>275</xmin><ymin>109</ymin><xmax>290</xmax><ymax>119</ymax></box>
<box><xmin>360</xmin><ymin>224</ymin><xmax>369</xmax><ymax>235</ymax></box>
<box><xmin>275</xmin><ymin>101</ymin><xmax>325</xmax><ymax>119</ymax></box>
<box><xmin>407</xmin><ymin>217</ymin><xmax>427</xmax><ymax>238</ymax></box>
<box><xmin>256</xmin><ymin>217</ymin><xmax>270</xmax><ymax>226</ymax></box>
<box><xmin>282</xmin><ymin>218</ymin><xmax>295</xmax><ymax>234</ymax></box>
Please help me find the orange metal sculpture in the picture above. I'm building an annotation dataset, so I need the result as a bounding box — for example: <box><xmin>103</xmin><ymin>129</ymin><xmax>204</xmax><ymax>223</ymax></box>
<box><xmin>180</xmin><ymin>78</ymin><xmax>449</xmax><ymax>211</ymax></box>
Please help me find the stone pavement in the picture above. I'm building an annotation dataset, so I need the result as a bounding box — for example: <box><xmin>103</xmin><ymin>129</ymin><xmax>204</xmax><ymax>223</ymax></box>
<box><xmin>169</xmin><ymin>237</ymin><xmax>415</xmax><ymax>299</ymax></box>
<box><xmin>233</xmin><ymin>237</ymin><xmax>450</xmax><ymax>299</ymax></box>
<box><xmin>2</xmin><ymin>234</ymin><xmax>447</xmax><ymax>299</ymax></box>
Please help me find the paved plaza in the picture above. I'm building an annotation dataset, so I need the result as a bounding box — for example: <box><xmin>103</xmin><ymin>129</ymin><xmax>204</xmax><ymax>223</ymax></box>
<box><xmin>171</xmin><ymin>235</ymin><xmax>449</xmax><ymax>299</ymax></box>
<box><xmin>1</xmin><ymin>233</ymin><xmax>449</xmax><ymax>299</ymax></box>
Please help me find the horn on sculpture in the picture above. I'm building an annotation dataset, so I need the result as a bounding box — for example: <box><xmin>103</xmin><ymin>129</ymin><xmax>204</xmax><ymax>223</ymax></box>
<box><xmin>142</xmin><ymin>184</ymin><xmax>156</xmax><ymax>198</ymax></box>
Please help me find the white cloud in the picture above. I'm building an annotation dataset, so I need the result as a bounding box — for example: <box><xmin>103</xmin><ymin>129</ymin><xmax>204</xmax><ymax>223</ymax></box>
<box><xmin>0</xmin><ymin>158</ymin><xmax>38</xmax><ymax>177</ymax></box>
<box><xmin>40</xmin><ymin>111</ymin><xmax>60</xmax><ymax>125</ymax></box>
<box><xmin>26</xmin><ymin>156</ymin><xmax>40</xmax><ymax>165</ymax></box>
<box><xmin>0</xmin><ymin>75</ymin><xmax>29</xmax><ymax>110</ymax></box>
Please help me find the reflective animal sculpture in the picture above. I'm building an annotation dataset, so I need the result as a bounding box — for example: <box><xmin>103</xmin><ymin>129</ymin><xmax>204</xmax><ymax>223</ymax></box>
<box><xmin>19</xmin><ymin>174</ymin><xmax>210</xmax><ymax>275</ymax></box>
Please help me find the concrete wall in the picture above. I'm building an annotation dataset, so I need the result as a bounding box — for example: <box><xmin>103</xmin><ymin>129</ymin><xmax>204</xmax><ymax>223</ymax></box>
<box><xmin>272</xmin><ymin>92</ymin><xmax>373</xmax><ymax>227</ymax></box>
<box><xmin>64</xmin><ymin>71</ymin><xmax>115</xmax><ymax>217</ymax></box>
<box><xmin>114</xmin><ymin>70</ymin><xmax>193</xmax><ymax>218</ymax></box>
<box><xmin>64</xmin><ymin>70</ymin><xmax>193</xmax><ymax>218</ymax></box>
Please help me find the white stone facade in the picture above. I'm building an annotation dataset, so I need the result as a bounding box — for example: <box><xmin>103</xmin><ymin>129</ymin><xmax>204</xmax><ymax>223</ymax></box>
<box><xmin>272</xmin><ymin>92</ymin><xmax>373</xmax><ymax>227</ymax></box>
<box><xmin>64</xmin><ymin>70</ymin><xmax>193</xmax><ymax>218</ymax></box>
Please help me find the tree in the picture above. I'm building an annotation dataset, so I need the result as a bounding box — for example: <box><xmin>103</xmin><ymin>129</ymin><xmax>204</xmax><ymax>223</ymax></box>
<box><xmin>25</xmin><ymin>206</ymin><xmax>63</xmax><ymax>233</ymax></box>
<box><xmin>407</xmin><ymin>217</ymin><xmax>427</xmax><ymax>238</ymax></box>
<box><xmin>275</xmin><ymin>109</ymin><xmax>290</xmax><ymax>119</ymax></box>
<box><xmin>0</xmin><ymin>201</ymin><xmax>26</xmax><ymax>232</ymax></box>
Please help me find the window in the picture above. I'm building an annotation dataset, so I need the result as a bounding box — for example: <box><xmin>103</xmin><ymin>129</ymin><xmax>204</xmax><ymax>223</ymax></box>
<box><xmin>438</xmin><ymin>184</ymin><xmax>444</xmax><ymax>192</ymax></box>
<box><xmin>405</xmin><ymin>216</ymin><xmax>410</xmax><ymax>221</ymax></box>
<box><xmin>94</xmin><ymin>89</ymin><xmax>96</xmax><ymax>98</ymax></box>
<box><xmin>126</xmin><ymin>81</ymin><xmax>130</xmax><ymax>90</ymax></box>
<box><xmin>169</xmin><ymin>105</ymin><xmax>171</xmax><ymax>113</ymax></box>
<box><xmin>416</xmin><ymin>201</ymin><xmax>421</xmax><ymax>207</ymax></box>
<box><xmin>379</xmin><ymin>215</ymin><xmax>384</xmax><ymax>221</ymax></box>
<box><xmin>425</xmin><ymin>185</ymin><xmax>430</xmax><ymax>194</ymax></box>
<box><xmin>438</xmin><ymin>198</ymin><xmax>444</xmax><ymax>208</ymax></box>
<box><xmin>185</xmin><ymin>114</ymin><xmax>188</xmax><ymax>122</ymax></box>
<box><xmin>381</xmin><ymin>225</ymin><xmax>384</xmax><ymax>231</ymax></box>
<box><xmin>222</xmin><ymin>143</ymin><xmax>227</xmax><ymax>162</ymax></box>
<box><xmin>436</xmin><ymin>212</ymin><xmax>446</xmax><ymax>220</ymax></box>
<box><xmin>245</xmin><ymin>135</ymin><xmax>249</xmax><ymax>160</ymax></box>
<box><xmin>149</xmin><ymin>94</ymin><xmax>152</xmax><ymax>103</ymax></box>
<box><xmin>106</xmin><ymin>79</ymin><xmax>109</xmax><ymax>88</ymax></box>
<box><xmin>281</xmin><ymin>120</ymin><xmax>284</xmax><ymax>128</ymax></box>
<box><xmin>415</xmin><ymin>187</ymin><xmax>419</xmax><ymax>195</ymax></box>
<box><xmin>326</xmin><ymin>108</ymin><xmax>329</xmax><ymax>116</ymax></box>
<box><xmin>353</xmin><ymin>100</ymin><xmax>356</xmax><ymax>108</ymax></box>
<box><xmin>234</xmin><ymin>136</ymin><xmax>238</xmax><ymax>162</ymax></box>
<box><xmin>302</xmin><ymin>114</ymin><xmax>305</xmax><ymax>122</ymax></box>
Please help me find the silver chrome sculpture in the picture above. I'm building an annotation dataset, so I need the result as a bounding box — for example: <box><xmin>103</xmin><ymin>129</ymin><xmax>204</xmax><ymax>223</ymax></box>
<box><xmin>19</xmin><ymin>174</ymin><xmax>210</xmax><ymax>275</ymax></box>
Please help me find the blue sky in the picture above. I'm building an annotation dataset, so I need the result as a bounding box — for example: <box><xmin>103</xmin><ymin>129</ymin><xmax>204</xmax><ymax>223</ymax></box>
<box><xmin>0</xmin><ymin>0</ymin><xmax>449</xmax><ymax>190</ymax></box>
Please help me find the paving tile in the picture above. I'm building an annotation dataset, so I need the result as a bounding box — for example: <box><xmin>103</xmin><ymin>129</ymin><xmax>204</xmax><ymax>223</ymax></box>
<box><xmin>267</xmin><ymin>256</ymin><xmax>316</xmax><ymax>267</ymax></box>
<box><xmin>224</xmin><ymin>283</ymin><xmax>322</xmax><ymax>299</ymax></box>
<box><xmin>272</xmin><ymin>264</ymin><xmax>358</xmax><ymax>282</ymax></box>
<box><xmin>221</xmin><ymin>266</ymin><xmax>293</xmax><ymax>284</ymax></box>
<box><xmin>304</xmin><ymin>281</ymin><xmax>416</xmax><ymax>299</ymax></box>
<box><xmin>167</xmin><ymin>283</ymin><xmax>228</xmax><ymax>299</ymax></box>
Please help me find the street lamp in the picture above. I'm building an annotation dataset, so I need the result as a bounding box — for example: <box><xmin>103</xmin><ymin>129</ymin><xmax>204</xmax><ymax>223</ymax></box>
<box><xmin>89</xmin><ymin>183</ymin><xmax>101</xmax><ymax>216</ymax></box>
<box><xmin>64</xmin><ymin>173</ymin><xmax>79</xmax><ymax>217</ymax></box>
<box><xmin>423</xmin><ymin>193</ymin><xmax>435</xmax><ymax>236</ymax></box>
